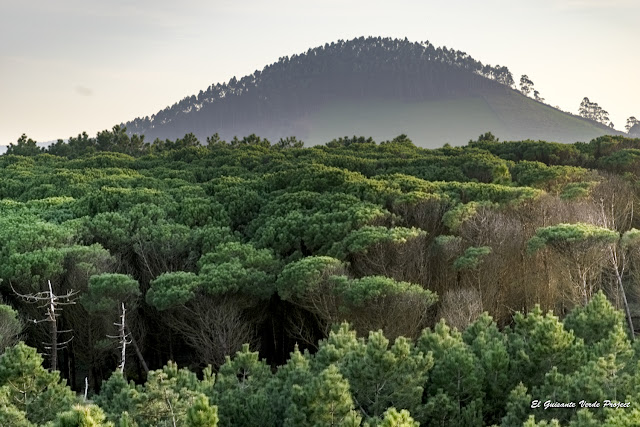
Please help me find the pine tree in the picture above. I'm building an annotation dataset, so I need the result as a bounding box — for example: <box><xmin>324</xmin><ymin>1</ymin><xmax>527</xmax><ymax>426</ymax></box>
<box><xmin>0</xmin><ymin>342</ymin><xmax>75</xmax><ymax>425</ymax></box>
<box><xmin>337</xmin><ymin>331</ymin><xmax>432</xmax><ymax>420</ymax></box>
<box><xmin>51</xmin><ymin>404</ymin><xmax>112</xmax><ymax>427</ymax></box>
<box><xmin>304</xmin><ymin>365</ymin><xmax>362</xmax><ymax>427</ymax></box>
<box><xmin>212</xmin><ymin>344</ymin><xmax>278</xmax><ymax>427</ymax></box>
<box><xmin>186</xmin><ymin>395</ymin><xmax>218</xmax><ymax>427</ymax></box>
<box><xmin>501</xmin><ymin>383</ymin><xmax>533</xmax><ymax>427</ymax></box>
<box><xmin>93</xmin><ymin>373</ymin><xmax>138</xmax><ymax>424</ymax></box>
<box><xmin>508</xmin><ymin>306</ymin><xmax>585</xmax><ymax>388</ymax></box>
<box><xmin>416</xmin><ymin>320</ymin><xmax>484</xmax><ymax>426</ymax></box>
<box><xmin>377</xmin><ymin>407</ymin><xmax>419</xmax><ymax>427</ymax></box>
<box><xmin>463</xmin><ymin>313</ymin><xmax>512</xmax><ymax>424</ymax></box>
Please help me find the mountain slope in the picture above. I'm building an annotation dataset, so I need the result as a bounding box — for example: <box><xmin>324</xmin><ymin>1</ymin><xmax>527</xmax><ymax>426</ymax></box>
<box><xmin>122</xmin><ymin>37</ymin><xmax>619</xmax><ymax>147</ymax></box>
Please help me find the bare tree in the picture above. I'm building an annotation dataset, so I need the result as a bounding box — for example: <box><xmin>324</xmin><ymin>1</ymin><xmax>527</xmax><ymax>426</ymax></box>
<box><xmin>592</xmin><ymin>175</ymin><xmax>636</xmax><ymax>339</ymax></box>
<box><xmin>163</xmin><ymin>295</ymin><xmax>260</xmax><ymax>367</ymax></box>
<box><xmin>107</xmin><ymin>303</ymin><xmax>130</xmax><ymax>374</ymax></box>
<box><xmin>438</xmin><ymin>288</ymin><xmax>484</xmax><ymax>331</ymax></box>
<box><xmin>13</xmin><ymin>280</ymin><xmax>78</xmax><ymax>371</ymax></box>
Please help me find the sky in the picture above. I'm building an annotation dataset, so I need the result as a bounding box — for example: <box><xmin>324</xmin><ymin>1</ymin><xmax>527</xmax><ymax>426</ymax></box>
<box><xmin>1</xmin><ymin>0</ymin><xmax>639</xmax><ymax>144</ymax></box>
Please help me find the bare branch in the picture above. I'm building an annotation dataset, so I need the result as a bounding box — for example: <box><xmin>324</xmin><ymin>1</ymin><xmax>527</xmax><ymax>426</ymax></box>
<box><xmin>12</xmin><ymin>280</ymin><xmax>77</xmax><ymax>371</ymax></box>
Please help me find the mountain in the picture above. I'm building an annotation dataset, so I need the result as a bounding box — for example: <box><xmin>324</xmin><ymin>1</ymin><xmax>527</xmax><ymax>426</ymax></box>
<box><xmin>122</xmin><ymin>37</ymin><xmax>620</xmax><ymax>147</ymax></box>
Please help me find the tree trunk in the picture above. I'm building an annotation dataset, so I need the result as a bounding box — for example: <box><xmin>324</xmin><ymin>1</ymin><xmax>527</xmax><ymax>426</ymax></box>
<box><xmin>126</xmin><ymin>325</ymin><xmax>149</xmax><ymax>375</ymax></box>
<box><xmin>610</xmin><ymin>248</ymin><xmax>635</xmax><ymax>340</ymax></box>
<box><xmin>119</xmin><ymin>303</ymin><xmax>127</xmax><ymax>375</ymax></box>
<box><xmin>48</xmin><ymin>280</ymin><xmax>58</xmax><ymax>372</ymax></box>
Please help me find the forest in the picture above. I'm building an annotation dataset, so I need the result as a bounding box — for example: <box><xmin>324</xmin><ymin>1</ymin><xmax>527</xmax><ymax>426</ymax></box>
<box><xmin>1</xmin><ymin>129</ymin><xmax>640</xmax><ymax>425</ymax></box>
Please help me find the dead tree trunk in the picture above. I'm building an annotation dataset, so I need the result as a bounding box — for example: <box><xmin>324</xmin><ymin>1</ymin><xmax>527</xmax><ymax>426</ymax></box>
<box><xmin>128</xmin><ymin>330</ymin><xmax>149</xmax><ymax>375</ymax></box>
<box><xmin>118</xmin><ymin>303</ymin><xmax>127</xmax><ymax>374</ymax></box>
<box><xmin>48</xmin><ymin>280</ymin><xmax>58</xmax><ymax>371</ymax></box>
<box><xmin>13</xmin><ymin>280</ymin><xmax>77</xmax><ymax>372</ymax></box>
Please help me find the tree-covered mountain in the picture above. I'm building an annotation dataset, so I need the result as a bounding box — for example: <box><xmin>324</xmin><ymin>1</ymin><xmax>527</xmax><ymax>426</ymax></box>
<box><xmin>122</xmin><ymin>36</ymin><xmax>619</xmax><ymax>146</ymax></box>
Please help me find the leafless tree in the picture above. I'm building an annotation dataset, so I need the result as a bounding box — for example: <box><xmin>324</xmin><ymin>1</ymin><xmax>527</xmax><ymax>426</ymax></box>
<box><xmin>437</xmin><ymin>288</ymin><xmax>484</xmax><ymax>331</ymax></box>
<box><xmin>592</xmin><ymin>175</ymin><xmax>636</xmax><ymax>339</ymax></box>
<box><xmin>13</xmin><ymin>280</ymin><xmax>77</xmax><ymax>371</ymax></box>
<box><xmin>163</xmin><ymin>295</ymin><xmax>260</xmax><ymax>367</ymax></box>
<box><xmin>107</xmin><ymin>303</ymin><xmax>130</xmax><ymax>374</ymax></box>
<box><xmin>348</xmin><ymin>233</ymin><xmax>429</xmax><ymax>286</ymax></box>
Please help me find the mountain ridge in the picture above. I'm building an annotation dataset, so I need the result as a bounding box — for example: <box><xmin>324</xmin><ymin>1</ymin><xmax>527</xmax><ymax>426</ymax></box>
<box><xmin>122</xmin><ymin>36</ymin><xmax>620</xmax><ymax>147</ymax></box>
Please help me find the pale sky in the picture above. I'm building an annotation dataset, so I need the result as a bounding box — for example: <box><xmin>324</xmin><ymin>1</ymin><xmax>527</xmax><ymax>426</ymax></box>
<box><xmin>1</xmin><ymin>0</ymin><xmax>638</xmax><ymax>144</ymax></box>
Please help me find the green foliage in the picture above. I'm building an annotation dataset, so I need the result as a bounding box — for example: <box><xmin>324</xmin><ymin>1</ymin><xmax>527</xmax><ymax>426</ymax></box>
<box><xmin>212</xmin><ymin>344</ymin><xmax>277</xmax><ymax>427</ymax></box>
<box><xmin>198</xmin><ymin>242</ymin><xmax>280</xmax><ymax>299</ymax></box>
<box><xmin>0</xmin><ymin>213</ymin><xmax>76</xmax><ymax>289</ymax></box>
<box><xmin>248</xmin><ymin>191</ymin><xmax>387</xmax><ymax>258</ymax></box>
<box><xmin>599</xmin><ymin>149</ymin><xmax>640</xmax><ymax>175</ymax></box>
<box><xmin>453</xmin><ymin>246</ymin><xmax>492</xmax><ymax>270</ymax></box>
<box><xmin>442</xmin><ymin>202</ymin><xmax>481</xmax><ymax>232</ymax></box>
<box><xmin>117</xmin><ymin>412</ymin><xmax>138</xmax><ymax>427</ymax></box>
<box><xmin>507</xmin><ymin>306</ymin><xmax>585</xmax><ymax>388</ymax></box>
<box><xmin>6</xmin><ymin>126</ymin><xmax>640</xmax><ymax>426</ymax></box>
<box><xmin>146</xmin><ymin>272</ymin><xmax>200</xmax><ymax>310</ymax></box>
<box><xmin>0</xmin><ymin>303</ymin><xmax>22</xmax><ymax>351</ymax></box>
<box><xmin>81</xmin><ymin>274</ymin><xmax>141</xmax><ymax>313</ymax></box>
<box><xmin>560</xmin><ymin>181</ymin><xmax>594</xmax><ymax>200</ymax></box>
<box><xmin>190</xmin><ymin>226</ymin><xmax>240</xmax><ymax>256</ymax></box>
<box><xmin>0</xmin><ymin>385</ymin><xmax>34</xmax><ymax>426</ymax></box>
<box><xmin>531</xmin><ymin>356</ymin><xmax>631</xmax><ymax>424</ymax></box>
<box><xmin>416</xmin><ymin>320</ymin><xmax>484</xmax><ymax>425</ymax></box>
<box><xmin>374</xmin><ymin>408</ymin><xmax>419</xmax><ymax>427</ymax></box>
<box><xmin>82</xmin><ymin>212</ymin><xmax>134</xmax><ymax>252</ymax></box>
<box><xmin>206</xmin><ymin>176</ymin><xmax>264</xmax><ymax>231</ymax></box>
<box><xmin>336</xmin><ymin>330</ymin><xmax>433</xmax><ymax>420</ymax></box>
<box><xmin>186</xmin><ymin>395</ymin><xmax>218</xmax><ymax>427</ymax></box>
<box><xmin>291</xmin><ymin>364</ymin><xmax>362</xmax><ymax>426</ymax></box>
<box><xmin>313</xmin><ymin>323</ymin><xmax>362</xmax><ymax>369</ymax></box>
<box><xmin>329</xmin><ymin>226</ymin><xmax>426</xmax><ymax>259</ymax></box>
<box><xmin>459</xmin><ymin>151</ymin><xmax>512</xmax><ymax>184</ymax></box>
<box><xmin>93</xmin><ymin>373</ymin><xmax>138</xmax><ymax>425</ymax></box>
<box><xmin>501</xmin><ymin>383</ymin><xmax>533</xmax><ymax>427</ymax></box>
<box><xmin>263</xmin><ymin>163</ymin><xmax>395</xmax><ymax>204</ymax></box>
<box><xmin>175</xmin><ymin>197</ymin><xmax>229</xmax><ymax>228</ymax></box>
<box><xmin>0</xmin><ymin>343</ymin><xmax>75</xmax><ymax>424</ymax></box>
<box><xmin>511</xmin><ymin>161</ymin><xmax>589</xmax><ymax>190</ymax></box>
<box><xmin>273</xmin><ymin>136</ymin><xmax>304</xmax><ymax>150</ymax></box>
<box><xmin>76</xmin><ymin>186</ymin><xmax>171</xmax><ymax>216</ymax></box>
<box><xmin>621</xmin><ymin>228</ymin><xmax>640</xmax><ymax>248</ymax></box>
<box><xmin>528</xmin><ymin>223</ymin><xmax>619</xmax><ymax>253</ymax></box>
<box><xmin>522</xmin><ymin>415</ymin><xmax>562</xmax><ymax>426</ymax></box>
<box><xmin>472</xmin><ymin>138</ymin><xmax>586</xmax><ymax>165</ymax></box>
<box><xmin>276</xmin><ymin>256</ymin><xmax>344</xmax><ymax>300</ymax></box>
<box><xmin>564</xmin><ymin>291</ymin><xmax>627</xmax><ymax>345</ymax></box>
<box><xmin>598</xmin><ymin>407</ymin><xmax>640</xmax><ymax>426</ymax></box>
<box><xmin>51</xmin><ymin>404</ymin><xmax>113</xmax><ymax>427</ymax></box>
<box><xmin>131</xmin><ymin>362</ymin><xmax>211</xmax><ymax>427</ymax></box>
<box><xmin>274</xmin><ymin>346</ymin><xmax>314</xmax><ymax>425</ymax></box>
<box><xmin>463</xmin><ymin>313</ymin><xmax>511</xmax><ymax>424</ymax></box>
<box><xmin>332</xmin><ymin>275</ymin><xmax>435</xmax><ymax>308</ymax></box>
<box><xmin>6</xmin><ymin>134</ymin><xmax>44</xmax><ymax>157</ymax></box>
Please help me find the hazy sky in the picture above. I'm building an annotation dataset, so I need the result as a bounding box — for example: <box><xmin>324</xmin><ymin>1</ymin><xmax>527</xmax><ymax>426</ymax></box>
<box><xmin>1</xmin><ymin>0</ymin><xmax>638</xmax><ymax>144</ymax></box>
